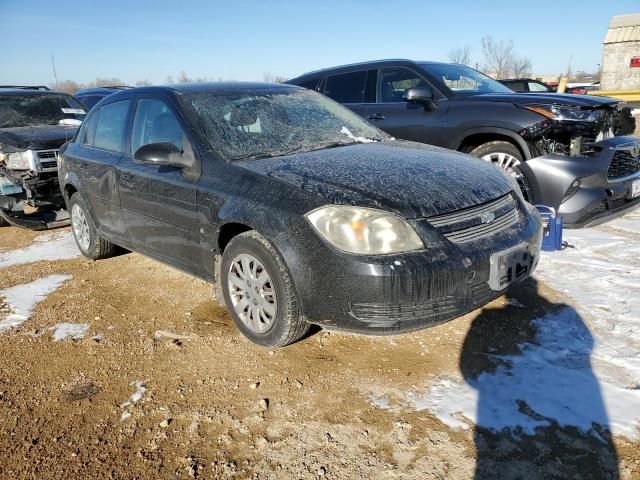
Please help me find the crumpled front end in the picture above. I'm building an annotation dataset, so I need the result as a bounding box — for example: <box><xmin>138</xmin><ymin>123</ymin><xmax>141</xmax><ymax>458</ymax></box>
<box><xmin>0</xmin><ymin>148</ymin><xmax>69</xmax><ymax>228</ymax></box>
<box><xmin>516</xmin><ymin>135</ymin><xmax>640</xmax><ymax>227</ymax></box>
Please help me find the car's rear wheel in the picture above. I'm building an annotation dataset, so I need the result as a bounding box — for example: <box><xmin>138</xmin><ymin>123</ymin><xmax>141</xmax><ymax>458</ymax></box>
<box><xmin>221</xmin><ymin>230</ymin><xmax>310</xmax><ymax>347</ymax></box>
<box><xmin>68</xmin><ymin>193</ymin><xmax>117</xmax><ymax>260</ymax></box>
<box><xmin>469</xmin><ymin>141</ymin><xmax>524</xmax><ymax>172</ymax></box>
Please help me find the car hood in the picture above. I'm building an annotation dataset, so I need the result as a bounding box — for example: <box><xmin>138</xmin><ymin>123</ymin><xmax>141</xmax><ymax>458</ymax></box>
<box><xmin>0</xmin><ymin>125</ymin><xmax>78</xmax><ymax>151</ymax></box>
<box><xmin>468</xmin><ymin>92</ymin><xmax>620</xmax><ymax>108</ymax></box>
<box><xmin>237</xmin><ymin>141</ymin><xmax>514</xmax><ymax>219</ymax></box>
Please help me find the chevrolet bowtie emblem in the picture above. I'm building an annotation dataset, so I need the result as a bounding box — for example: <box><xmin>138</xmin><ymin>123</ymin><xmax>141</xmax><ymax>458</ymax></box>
<box><xmin>480</xmin><ymin>212</ymin><xmax>496</xmax><ymax>224</ymax></box>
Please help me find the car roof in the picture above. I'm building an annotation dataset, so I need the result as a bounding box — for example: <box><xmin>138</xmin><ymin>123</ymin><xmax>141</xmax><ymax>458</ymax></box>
<box><xmin>0</xmin><ymin>88</ymin><xmax>69</xmax><ymax>96</ymax></box>
<box><xmin>287</xmin><ymin>59</ymin><xmax>450</xmax><ymax>82</ymax></box>
<box><xmin>99</xmin><ymin>82</ymin><xmax>299</xmax><ymax>101</ymax></box>
<box><xmin>75</xmin><ymin>86</ymin><xmax>132</xmax><ymax>95</ymax></box>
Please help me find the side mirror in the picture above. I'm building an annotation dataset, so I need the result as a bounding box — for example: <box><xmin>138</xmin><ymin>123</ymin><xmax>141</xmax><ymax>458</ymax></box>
<box><xmin>403</xmin><ymin>87</ymin><xmax>438</xmax><ymax>111</ymax></box>
<box><xmin>133</xmin><ymin>142</ymin><xmax>193</xmax><ymax>169</ymax></box>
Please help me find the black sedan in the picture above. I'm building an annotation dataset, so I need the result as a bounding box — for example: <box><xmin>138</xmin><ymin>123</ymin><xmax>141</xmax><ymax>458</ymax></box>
<box><xmin>59</xmin><ymin>83</ymin><xmax>542</xmax><ymax>347</ymax></box>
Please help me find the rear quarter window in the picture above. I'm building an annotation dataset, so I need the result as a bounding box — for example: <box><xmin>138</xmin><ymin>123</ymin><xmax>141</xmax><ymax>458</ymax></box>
<box><xmin>89</xmin><ymin>100</ymin><xmax>130</xmax><ymax>152</ymax></box>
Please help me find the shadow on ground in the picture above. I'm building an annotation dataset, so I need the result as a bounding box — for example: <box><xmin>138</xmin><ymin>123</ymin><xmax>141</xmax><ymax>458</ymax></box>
<box><xmin>461</xmin><ymin>278</ymin><xmax>619</xmax><ymax>479</ymax></box>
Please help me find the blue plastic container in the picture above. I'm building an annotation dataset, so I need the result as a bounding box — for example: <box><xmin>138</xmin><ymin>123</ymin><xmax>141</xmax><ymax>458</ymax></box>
<box><xmin>535</xmin><ymin>205</ymin><xmax>563</xmax><ymax>251</ymax></box>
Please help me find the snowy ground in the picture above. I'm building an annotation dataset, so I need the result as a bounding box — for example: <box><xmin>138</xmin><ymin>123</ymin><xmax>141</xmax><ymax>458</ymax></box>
<box><xmin>374</xmin><ymin>209</ymin><xmax>640</xmax><ymax>441</ymax></box>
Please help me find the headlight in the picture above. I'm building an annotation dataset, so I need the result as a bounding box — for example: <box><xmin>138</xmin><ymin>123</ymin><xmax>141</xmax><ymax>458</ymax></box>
<box><xmin>524</xmin><ymin>105</ymin><xmax>603</xmax><ymax>123</ymax></box>
<box><xmin>5</xmin><ymin>150</ymin><xmax>37</xmax><ymax>170</ymax></box>
<box><xmin>305</xmin><ymin>205</ymin><xmax>425</xmax><ymax>255</ymax></box>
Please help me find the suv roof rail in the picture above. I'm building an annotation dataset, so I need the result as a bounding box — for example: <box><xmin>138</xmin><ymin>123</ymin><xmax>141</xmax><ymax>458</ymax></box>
<box><xmin>0</xmin><ymin>85</ymin><xmax>51</xmax><ymax>91</ymax></box>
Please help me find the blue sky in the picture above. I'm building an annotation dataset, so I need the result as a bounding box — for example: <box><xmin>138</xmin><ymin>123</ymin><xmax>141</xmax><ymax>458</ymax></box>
<box><xmin>1</xmin><ymin>0</ymin><xmax>638</xmax><ymax>85</ymax></box>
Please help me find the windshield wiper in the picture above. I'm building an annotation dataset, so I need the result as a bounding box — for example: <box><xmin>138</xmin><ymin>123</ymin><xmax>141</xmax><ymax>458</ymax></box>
<box><xmin>340</xmin><ymin>126</ymin><xmax>383</xmax><ymax>143</ymax></box>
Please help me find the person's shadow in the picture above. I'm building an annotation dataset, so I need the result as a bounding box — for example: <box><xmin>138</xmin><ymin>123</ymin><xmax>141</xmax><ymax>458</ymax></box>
<box><xmin>460</xmin><ymin>278</ymin><xmax>619</xmax><ymax>480</ymax></box>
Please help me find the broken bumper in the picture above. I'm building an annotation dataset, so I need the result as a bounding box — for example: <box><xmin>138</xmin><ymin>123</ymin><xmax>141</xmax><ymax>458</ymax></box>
<box><xmin>517</xmin><ymin>136</ymin><xmax>640</xmax><ymax>228</ymax></box>
<box><xmin>281</xmin><ymin>203</ymin><xmax>542</xmax><ymax>335</ymax></box>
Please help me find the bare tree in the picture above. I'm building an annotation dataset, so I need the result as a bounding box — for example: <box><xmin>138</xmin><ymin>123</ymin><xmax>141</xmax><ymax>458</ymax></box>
<box><xmin>447</xmin><ymin>46</ymin><xmax>472</xmax><ymax>66</ymax></box>
<box><xmin>177</xmin><ymin>71</ymin><xmax>192</xmax><ymax>83</ymax></box>
<box><xmin>135</xmin><ymin>79</ymin><xmax>152</xmax><ymax>86</ymax></box>
<box><xmin>510</xmin><ymin>56</ymin><xmax>532</xmax><ymax>78</ymax></box>
<box><xmin>94</xmin><ymin>77</ymin><xmax>124</xmax><ymax>87</ymax></box>
<box><xmin>481</xmin><ymin>36</ymin><xmax>532</xmax><ymax>79</ymax></box>
<box><xmin>481</xmin><ymin>37</ymin><xmax>514</xmax><ymax>79</ymax></box>
<box><xmin>263</xmin><ymin>72</ymin><xmax>275</xmax><ymax>83</ymax></box>
<box><xmin>49</xmin><ymin>80</ymin><xmax>80</xmax><ymax>94</ymax></box>
<box><xmin>273</xmin><ymin>75</ymin><xmax>288</xmax><ymax>83</ymax></box>
<box><xmin>165</xmin><ymin>75</ymin><xmax>174</xmax><ymax>84</ymax></box>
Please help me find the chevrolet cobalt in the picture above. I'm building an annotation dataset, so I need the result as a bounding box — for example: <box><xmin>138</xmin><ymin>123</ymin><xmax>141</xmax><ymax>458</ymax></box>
<box><xmin>59</xmin><ymin>83</ymin><xmax>542</xmax><ymax>347</ymax></box>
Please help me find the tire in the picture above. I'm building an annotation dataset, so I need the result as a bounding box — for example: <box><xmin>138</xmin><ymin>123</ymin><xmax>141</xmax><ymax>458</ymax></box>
<box><xmin>0</xmin><ymin>216</ymin><xmax>8</xmax><ymax>227</ymax></box>
<box><xmin>68</xmin><ymin>193</ymin><xmax>116</xmax><ymax>260</ymax></box>
<box><xmin>220</xmin><ymin>230</ymin><xmax>310</xmax><ymax>347</ymax></box>
<box><xmin>468</xmin><ymin>141</ymin><xmax>524</xmax><ymax>172</ymax></box>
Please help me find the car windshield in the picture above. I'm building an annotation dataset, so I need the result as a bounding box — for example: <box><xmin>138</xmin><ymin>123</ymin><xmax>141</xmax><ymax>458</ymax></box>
<box><xmin>184</xmin><ymin>88</ymin><xmax>387</xmax><ymax>161</ymax></box>
<box><xmin>0</xmin><ymin>93</ymin><xmax>86</xmax><ymax>128</ymax></box>
<box><xmin>420</xmin><ymin>63</ymin><xmax>513</xmax><ymax>96</ymax></box>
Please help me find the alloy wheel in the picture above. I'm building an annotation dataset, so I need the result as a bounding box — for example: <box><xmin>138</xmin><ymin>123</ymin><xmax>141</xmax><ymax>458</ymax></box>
<box><xmin>71</xmin><ymin>204</ymin><xmax>90</xmax><ymax>252</ymax></box>
<box><xmin>227</xmin><ymin>253</ymin><xmax>277</xmax><ymax>333</ymax></box>
<box><xmin>480</xmin><ymin>152</ymin><xmax>522</xmax><ymax>171</ymax></box>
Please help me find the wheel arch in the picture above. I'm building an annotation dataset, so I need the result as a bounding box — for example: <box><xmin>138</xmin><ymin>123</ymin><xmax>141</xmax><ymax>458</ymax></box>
<box><xmin>454</xmin><ymin>128</ymin><xmax>532</xmax><ymax>160</ymax></box>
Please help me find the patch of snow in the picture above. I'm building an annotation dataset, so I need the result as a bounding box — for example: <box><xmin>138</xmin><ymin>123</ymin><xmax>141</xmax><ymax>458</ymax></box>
<box><xmin>120</xmin><ymin>411</ymin><xmax>132</xmax><ymax>421</ymax></box>
<box><xmin>0</xmin><ymin>232</ymin><xmax>80</xmax><ymax>268</ymax></box>
<box><xmin>51</xmin><ymin>323</ymin><xmax>89</xmax><ymax>342</ymax></box>
<box><xmin>120</xmin><ymin>381</ymin><xmax>147</xmax><ymax>409</ymax></box>
<box><xmin>0</xmin><ymin>275</ymin><xmax>72</xmax><ymax>334</ymax></box>
<box><xmin>371</xmin><ymin>210</ymin><xmax>640</xmax><ymax>440</ymax></box>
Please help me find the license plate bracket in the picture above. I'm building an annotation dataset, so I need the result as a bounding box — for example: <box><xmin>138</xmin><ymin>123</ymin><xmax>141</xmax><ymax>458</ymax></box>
<box><xmin>630</xmin><ymin>179</ymin><xmax>640</xmax><ymax>199</ymax></box>
<box><xmin>489</xmin><ymin>244</ymin><xmax>532</xmax><ymax>291</ymax></box>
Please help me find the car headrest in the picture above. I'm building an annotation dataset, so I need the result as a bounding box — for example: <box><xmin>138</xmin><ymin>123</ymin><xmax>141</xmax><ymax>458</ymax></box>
<box><xmin>229</xmin><ymin>104</ymin><xmax>258</xmax><ymax>127</ymax></box>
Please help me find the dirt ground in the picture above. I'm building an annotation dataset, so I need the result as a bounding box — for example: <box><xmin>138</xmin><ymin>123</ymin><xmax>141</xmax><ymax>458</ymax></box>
<box><xmin>0</xmin><ymin>226</ymin><xmax>639</xmax><ymax>480</ymax></box>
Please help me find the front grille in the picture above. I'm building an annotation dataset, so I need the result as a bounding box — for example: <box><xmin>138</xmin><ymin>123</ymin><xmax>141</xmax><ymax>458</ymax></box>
<box><xmin>608</xmin><ymin>147</ymin><xmax>640</xmax><ymax>180</ymax></box>
<box><xmin>36</xmin><ymin>149</ymin><xmax>59</xmax><ymax>172</ymax></box>
<box><xmin>427</xmin><ymin>193</ymin><xmax>519</xmax><ymax>244</ymax></box>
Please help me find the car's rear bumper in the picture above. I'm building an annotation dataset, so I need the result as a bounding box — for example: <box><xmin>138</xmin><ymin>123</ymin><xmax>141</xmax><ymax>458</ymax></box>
<box><xmin>277</xmin><ymin>202</ymin><xmax>542</xmax><ymax>335</ymax></box>
<box><xmin>518</xmin><ymin>136</ymin><xmax>640</xmax><ymax>228</ymax></box>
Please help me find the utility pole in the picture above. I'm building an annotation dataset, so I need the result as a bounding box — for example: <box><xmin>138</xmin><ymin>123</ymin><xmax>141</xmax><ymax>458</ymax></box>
<box><xmin>51</xmin><ymin>54</ymin><xmax>59</xmax><ymax>90</ymax></box>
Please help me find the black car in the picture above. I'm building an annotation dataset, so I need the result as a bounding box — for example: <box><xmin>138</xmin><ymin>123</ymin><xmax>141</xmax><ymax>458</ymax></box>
<box><xmin>0</xmin><ymin>86</ymin><xmax>86</xmax><ymax>229</ymax></box>
<box><xmin>287</xmin><ymin>60</ymin><xmax>640</xmax><ymax>227</ymax></box>
<box><xmin>74</xmin><ymin>86</ymin><xmax>132</xmax><ymax>110</ymax></box>
<box><xmin>499</xmin><ymin>78</ymin><xmax>556</xmax><ymax>93</ymax></box>
<box><xmin>59</xmin><ymin>83</ymin><xmax>542</xmax><ymax>347</ymax></box>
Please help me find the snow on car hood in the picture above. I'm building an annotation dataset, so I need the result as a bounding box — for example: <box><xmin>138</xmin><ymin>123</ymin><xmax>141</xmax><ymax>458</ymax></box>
<box><xmin>0</xmin><ymin>125</ymin><xmax>78</xmax><ymax>151</ymax></box>
<box><xmin>237</xmin><ymin>141</ymin><xmax>514</xmax><ymax>219</ymax></box>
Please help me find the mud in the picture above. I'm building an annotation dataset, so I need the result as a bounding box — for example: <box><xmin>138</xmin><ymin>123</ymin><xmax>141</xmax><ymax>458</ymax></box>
<box><xmin>0</xmin><ymin>226</ymin><xmax>638</xmax><ymax>479</ymax></box>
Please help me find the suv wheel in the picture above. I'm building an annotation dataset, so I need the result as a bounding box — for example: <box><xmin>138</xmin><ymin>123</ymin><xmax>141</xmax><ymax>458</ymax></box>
<box><xmin>221</xmin><ymin>230</ymin><xmax>310</xmax><ymax>347</ymax></box>
<box><xmin>69</xmin><ymin>193</ymin><xmax>116</xmax><ymax>260</ymax></box>
<box><xmin>469</xmin><ymin>141</ymin><xmax>523</xmax><ymax>172</ymax></box>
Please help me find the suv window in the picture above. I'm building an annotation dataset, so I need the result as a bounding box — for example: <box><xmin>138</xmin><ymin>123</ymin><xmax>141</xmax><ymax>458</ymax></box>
<box><xmin>324</xmin><ymin>71</ymin><xmax>367</xmax><ymax>103</ymax></box>
<box><xmin>379</xmin><ymin>67</ymin><xmax>428</xmax><ymax>103</ymax></box>
<box><xmin>528</xmin><ymin>81</ymin><xmax>549</xmax><ymax>92</ymax></box>
<box><xmin>505</xmin><ymin>81</ymin><xmax>526</xmax><ymax>92</ymax></box>
<box><xmin>298</xmin><ymin>78</ymin><xmax>320</xmax><ymax>91</ymax></box>
<box><xmin>91</xmin><ymin>100</ymin><xmax>130</xmax><ymax>152</ymax></box>
<box><xmin>131</xmin><ymin>99</ymin><xmax>186</xmax><ymax>154</ymax></box>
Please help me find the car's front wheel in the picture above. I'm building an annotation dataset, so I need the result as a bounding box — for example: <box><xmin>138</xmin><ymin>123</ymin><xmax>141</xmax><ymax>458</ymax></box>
<box><xmin>221</xmin><ymin>230</ymin><xmax>310</xmax><ymax>347</ymax></box>
<box><xmin>469</xmin><ymin>141</ymin><xmax>524</xmax><ymax>173</ymax></box>
<box><xmin>68</xmin><ymin>193</ymin><xmax>117</xmax><ymax>260</ymax></box>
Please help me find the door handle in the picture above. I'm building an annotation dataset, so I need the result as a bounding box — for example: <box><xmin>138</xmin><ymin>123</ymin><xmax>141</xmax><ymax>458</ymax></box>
<box><xmin>367</xmin><ymin>113</ymin><xmax>386</xmax><ymax>120</ymax></box>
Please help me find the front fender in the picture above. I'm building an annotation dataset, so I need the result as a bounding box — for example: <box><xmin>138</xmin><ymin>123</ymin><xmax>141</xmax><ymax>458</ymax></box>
<box><xmin>452</xmin><ymin>126</ymin><xmax>532</xmax><ymax>160</ymax></box>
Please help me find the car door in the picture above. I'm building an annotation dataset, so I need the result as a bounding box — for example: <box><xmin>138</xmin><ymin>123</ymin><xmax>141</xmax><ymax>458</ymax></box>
<box><xmin>364</xmin><ymin>66</ymin><xmax>449</xmax><ymax>147</ymax></box>
<box><xmin>71</xmin><ymin>98</ymin><xmax>130</xmax><ymax>244</ymax></box>
<box><xmin>321</xmin><ymin>69</ymin><xmax>376</xmax><ymax>119</ymax></box>
<box><xmin>117</xmin><ymin>94</ymin><xmax>201</xmax><ymax>272</ymax></box>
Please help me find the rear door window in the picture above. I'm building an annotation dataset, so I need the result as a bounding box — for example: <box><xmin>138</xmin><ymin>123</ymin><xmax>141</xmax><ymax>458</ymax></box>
<box><xmin>323</xmin><ymin>71</ymin><xmax>367</xmax><ymax>103</ymax></box>
<box><xmin>298</xmin><ymin>78</ymin><xmax>320</xmax><ymax>91</ymax></box>
<box><xmin>505</xmin><ymin>81</ymin><xmax>526</xmax><ymax>92</ymax></box>
<box><xmin>91</xmin><ymin>100</ymin><xmax>130</xmax><ymax>152</ymax></box>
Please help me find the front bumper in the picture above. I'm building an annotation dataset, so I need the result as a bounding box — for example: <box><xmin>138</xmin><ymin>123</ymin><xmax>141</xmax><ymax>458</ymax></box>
<box><xmin>278</xmin><ymin>202</ymin><xmax>542</xmax><ymax>335</ymax></box>
<box><xmin>517</xmin><ymin>136</ymin><xmax>640</xmax><ymax>228</ymax></box>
